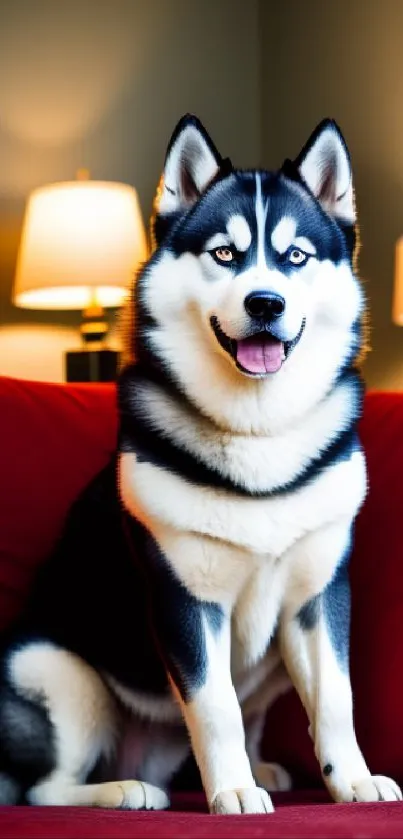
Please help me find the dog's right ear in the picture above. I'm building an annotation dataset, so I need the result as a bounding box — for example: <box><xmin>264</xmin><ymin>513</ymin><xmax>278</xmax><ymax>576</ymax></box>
<box><xmin>150</xmin><ymin>115</ymin><xmax>232</xmax><ymax>251</ymax></box>
<box><xmin>156</xmin><ymin>114</ymin><xmax>223</xmax><ymax>217</ymax></box>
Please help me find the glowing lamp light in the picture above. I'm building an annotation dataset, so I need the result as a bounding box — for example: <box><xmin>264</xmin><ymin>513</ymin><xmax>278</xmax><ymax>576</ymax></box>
<box><xmin>393</xmin><ymin>237</ymin><xmax>403</xmax><ymax>326</ymax></box>
<box><xmin>13</xmin><ymin>174</ymin><xmax>148</xmax><ymax>381</ymax></box>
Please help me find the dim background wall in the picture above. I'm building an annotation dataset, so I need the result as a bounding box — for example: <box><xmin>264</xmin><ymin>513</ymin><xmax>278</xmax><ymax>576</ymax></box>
<box><xmin>260</xmin><ymin>0</ymin><xmax>403</xmax><ymax>389</ymax></box>
<box><xmin>2</xmin><ymin>0</ymin><xmax>403</xmax><ymax>388</ymax></box>
<box><xmin>0</xmin><ymin>0</ymin><xmax>260</xmax><ymax>382</ymax></box>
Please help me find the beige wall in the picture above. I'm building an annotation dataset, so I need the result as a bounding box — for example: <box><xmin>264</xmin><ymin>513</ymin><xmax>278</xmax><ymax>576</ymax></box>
<box><xmin>260</xmin><ymin>0</ymin><xmax>403</xmax><ymax>390</ymax></box>
<box><xmin>0</xmin><ymin>0</ymin><xmax>260</xmax><ymax>382</ymax></box>
<box><xmin>4</xmin><ymin>0</ymin><xmax>402</xmax><ymax>389</ymax></box>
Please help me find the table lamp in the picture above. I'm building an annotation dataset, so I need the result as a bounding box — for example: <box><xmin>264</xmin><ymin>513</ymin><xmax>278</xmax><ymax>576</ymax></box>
<box><xmin>13</xmin><ymin>172</ymin><xmax>148</xmax><ymax>382</ymax></box>
<box><xmin>393</xmin><ymin>237</ymin><xmax>403</xmax><ymax>326</ymax></box>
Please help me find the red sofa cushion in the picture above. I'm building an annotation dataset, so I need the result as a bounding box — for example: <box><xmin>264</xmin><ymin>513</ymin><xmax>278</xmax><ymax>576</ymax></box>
<box><xmin>0</xmin><ymin>376</ymin><xmax>403</xmax><ymax>793</ymax></box>
<box><xmin>0</xmin><ymin>376</ymin><xmax>117</xmax><ymax>632</ymax></box>
<box><xmin>2</xmin><ymin>793</ymin><xmax>403</xmax><ymax>838</ymax></box>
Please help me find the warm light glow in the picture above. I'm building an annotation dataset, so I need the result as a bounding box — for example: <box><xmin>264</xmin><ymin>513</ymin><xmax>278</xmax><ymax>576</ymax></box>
<box><xmin>13</xmin><ymin>180</ymin><xmax>148</xmax><ymax>310</ymax></box>
<box><xmin>393</xmin><ymin>237</ymin><xmax>403</xmax><ymax>325</ymax></box>
<box><xmin>16</xmin><ymin>286</ymin><xmax>127</xmax><ymax>310</ymax></box>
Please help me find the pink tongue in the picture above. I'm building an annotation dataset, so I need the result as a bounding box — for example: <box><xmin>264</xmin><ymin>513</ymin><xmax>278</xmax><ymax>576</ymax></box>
<box><xmin>236</xmin><ymin>334</ymin><xmax>284</xmax><ymax>374</ymax></box>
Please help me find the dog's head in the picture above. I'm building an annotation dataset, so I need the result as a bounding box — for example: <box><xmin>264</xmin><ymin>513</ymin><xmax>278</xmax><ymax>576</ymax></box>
<box><xmin>134</xmin><ymin>115</ymin><xmax>364</xmax><ymax>416</ymax></box>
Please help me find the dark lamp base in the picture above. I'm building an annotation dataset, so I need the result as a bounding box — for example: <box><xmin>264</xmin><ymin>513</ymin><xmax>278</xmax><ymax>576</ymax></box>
<box><xmin>65</xmin><ymin>349</ymin><xmax>119</xmax><ymax>383</ymax></box>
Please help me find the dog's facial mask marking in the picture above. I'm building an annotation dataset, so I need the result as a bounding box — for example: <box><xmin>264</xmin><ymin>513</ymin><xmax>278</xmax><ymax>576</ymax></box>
<box><xmin>140</xmin><ymin>115</ymin><xmax>362</xmax><ymax>421</ymax></box>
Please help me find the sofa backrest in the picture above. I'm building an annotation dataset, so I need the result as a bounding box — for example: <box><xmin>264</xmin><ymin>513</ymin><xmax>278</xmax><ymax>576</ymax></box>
<box><xmin>0</xmin><ymin>376</ymin><xmax>402</xmax><ymax>786</ymax></box>
<box><xmin>0</xmin><ymin>376</ymin><xmax>117</xmax><ymax>631</ymax></box>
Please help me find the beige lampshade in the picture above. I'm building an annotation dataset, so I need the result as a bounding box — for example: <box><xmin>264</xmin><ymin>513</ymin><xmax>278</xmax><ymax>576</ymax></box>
<box><xmin>393</xmin><ymin>236</ymin><xmax>403</xmax><ymax>325</ymax></box>
<box><xmin>13</xmin><ymin>179</ymin><xmax>148</xmax><ymax>310</ymax></box>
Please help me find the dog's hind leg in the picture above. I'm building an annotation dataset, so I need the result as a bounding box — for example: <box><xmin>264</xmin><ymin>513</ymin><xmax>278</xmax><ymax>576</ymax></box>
<box><xmin>243</xmin><ymin>660</ymin><xmax>292</xmax><ymax>793</ymax></box>
<box><xmin>6</xmin><ymin>642</ymin><xmax>168</xmax><ymax>809</ymax></box>
<box><xmin>136</xmin><ymin>726</ymin><xmax>190</xmax><ymax>790</ymax></box>
<box><xmin>280</xmin><ymin>520</ymin><xmax>402</xmax><ymax>805</ymax></box>
<box><xmin>30</xmin><ymin>777</ymin><xmax>169</xmax><ymax>809</ymax></box>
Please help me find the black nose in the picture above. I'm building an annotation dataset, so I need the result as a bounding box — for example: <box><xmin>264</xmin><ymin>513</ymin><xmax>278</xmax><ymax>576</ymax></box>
<box><xmin>244</xmin><ymin>291</ymin><xmax>285</xmax><ymax>321</ymax></box>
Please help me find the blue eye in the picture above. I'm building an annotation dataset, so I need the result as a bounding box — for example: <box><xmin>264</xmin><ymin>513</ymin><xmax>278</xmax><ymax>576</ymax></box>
<box><xmin>288</xmin><ymin>248</ymin><xmax>307</xmax><ymax>266</ymax></box>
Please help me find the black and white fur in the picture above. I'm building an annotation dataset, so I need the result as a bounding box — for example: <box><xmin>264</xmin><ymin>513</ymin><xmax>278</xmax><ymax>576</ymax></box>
<box><xmin>0</xmin><ymin>116</ymin><xmax>400</xmax><ymax>815</ymax></box>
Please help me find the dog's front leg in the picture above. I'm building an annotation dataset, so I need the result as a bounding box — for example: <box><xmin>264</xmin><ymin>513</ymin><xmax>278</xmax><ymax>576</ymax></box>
<box><xmin>157</xmin><ymin>605</ymin><xmax>273</xmax><ymax>814</ymax></box>
<box><xmin>279</xmin><ymin>519</ymin><xmax>402</xmax><ymax>804</ymax></box>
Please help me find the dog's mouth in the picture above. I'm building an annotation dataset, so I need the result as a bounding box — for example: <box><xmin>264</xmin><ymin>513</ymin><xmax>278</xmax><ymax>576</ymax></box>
<box><xmin>210</xmin><ymin>316</ymin><xmax>305</xmax><ymax>376</ymax></box>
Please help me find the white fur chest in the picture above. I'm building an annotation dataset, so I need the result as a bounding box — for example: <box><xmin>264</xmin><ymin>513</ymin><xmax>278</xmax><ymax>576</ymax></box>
<box><xmin>120</xmin><ymin>445</ymin><xmax>366</xmax><ymax>664</ymax></box>
<box><xmin>120</xmin><ymin>448</ymin><xmax>366</xmax><ymax>561</ymax></box>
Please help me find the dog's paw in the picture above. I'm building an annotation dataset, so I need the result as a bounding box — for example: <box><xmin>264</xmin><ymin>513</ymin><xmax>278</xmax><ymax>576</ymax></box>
<box><xmin>350</xmin><ymin>776</ymin><xmax>402</xmax><ymax>803</ymax></box>
<box><xmin>328</xmin><ymin>774</ymin><xmax>402</xmax><ymax>804</ymax></box>
<box><xmin>210</xmin><ymin>786</ymin><xmax>274</xmax><ymax>814</ymax></box>
<box><xmin>254</xmin><ymin>761</ymin><xmax>292</xmax><ymax>792</ymax></box>
<box><xmin>117</xmin><ymin>780</ymin><xmax>170</xmax><ymax>810</ymax></box>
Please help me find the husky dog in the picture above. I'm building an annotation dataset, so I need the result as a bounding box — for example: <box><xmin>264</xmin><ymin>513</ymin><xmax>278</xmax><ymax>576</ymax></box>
<box><xmin>0</xmin><ymin>116</ymin><xmax>401</xmax><ymax>815</ymax></box>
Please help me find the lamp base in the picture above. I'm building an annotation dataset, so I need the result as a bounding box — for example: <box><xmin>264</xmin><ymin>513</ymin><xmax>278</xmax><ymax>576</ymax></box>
<box><xmin>65</xmin><ymin>349</ymin><xmax>119</xmax><ymax>383</ymax></box>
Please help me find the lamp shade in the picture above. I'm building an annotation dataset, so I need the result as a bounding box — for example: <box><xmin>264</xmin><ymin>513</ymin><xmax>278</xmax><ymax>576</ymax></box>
<box><xmin>13</xmin><ymin>180</ymin><xmax>148</xmax><ymax>310</ymax></box>
<box><xmin>393</xmin><ymin>236</ymin><xmax>403</xmax><ymax>325</ymax></box>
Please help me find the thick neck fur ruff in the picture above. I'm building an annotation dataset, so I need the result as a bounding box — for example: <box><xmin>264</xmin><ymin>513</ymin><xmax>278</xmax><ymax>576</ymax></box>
<box><xmin>120</xmin><ymin>364</ymin><xmax>360</xmax><ymax>496</ymax></box>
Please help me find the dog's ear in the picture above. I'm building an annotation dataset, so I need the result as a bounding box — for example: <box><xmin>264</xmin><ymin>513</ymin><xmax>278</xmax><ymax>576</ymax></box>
<box><xmin>157</xmin><ymin>114</ymin><xmax>222</xmax><ymax>216</ymax></box>
<box><xmin>294</xmin><ymin>119</ymin><xmax>355</xmax><ymax>223</ymax></box>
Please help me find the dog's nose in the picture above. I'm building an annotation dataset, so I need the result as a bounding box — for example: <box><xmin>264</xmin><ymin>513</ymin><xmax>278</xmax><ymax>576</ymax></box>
<box><xmin>244</xmin><ymin>291</ymin><xmax>285</xmax><ymax>321</ymax></box>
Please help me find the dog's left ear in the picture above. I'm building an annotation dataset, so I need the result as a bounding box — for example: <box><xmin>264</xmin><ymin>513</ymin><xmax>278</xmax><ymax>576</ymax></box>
<box><xmin>294</xmin><ymin>119</ymin><xmax>355</xmax><ymax>223</ymax></box>
<box><xmin>157</xmin><ymin>114</ymin><xmax>223</xmax><ymax>216</ymax></box>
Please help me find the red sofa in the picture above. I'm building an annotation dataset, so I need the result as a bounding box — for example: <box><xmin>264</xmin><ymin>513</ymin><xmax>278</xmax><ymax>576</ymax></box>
<box><xmin>1</xmin><ymin>375</ymin><xmax>403</xmax><ymax>837</ymax></box>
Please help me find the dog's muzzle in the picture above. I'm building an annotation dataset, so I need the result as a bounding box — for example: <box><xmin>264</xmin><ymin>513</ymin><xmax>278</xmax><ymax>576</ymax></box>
<box><xmin>210</xmin><ymin>291</ymin><xmax>305</xmax><ymax>377</ymax></box>
<box><xmin>233</xmin><ymin>291</ymin><xmax>287</xmax><ymax>373</ymax></box>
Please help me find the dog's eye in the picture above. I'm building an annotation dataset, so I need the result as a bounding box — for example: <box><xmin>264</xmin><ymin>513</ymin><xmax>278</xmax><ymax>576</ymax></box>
<box><xmin>214</xmin><ymin>247</ymin><xmax>234</xmax><ymax>263</ymax></box>
<box><xmin>288</xmin><ymin>248</ymin><xmax>307</xmax><ymax>266</ymax></box>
